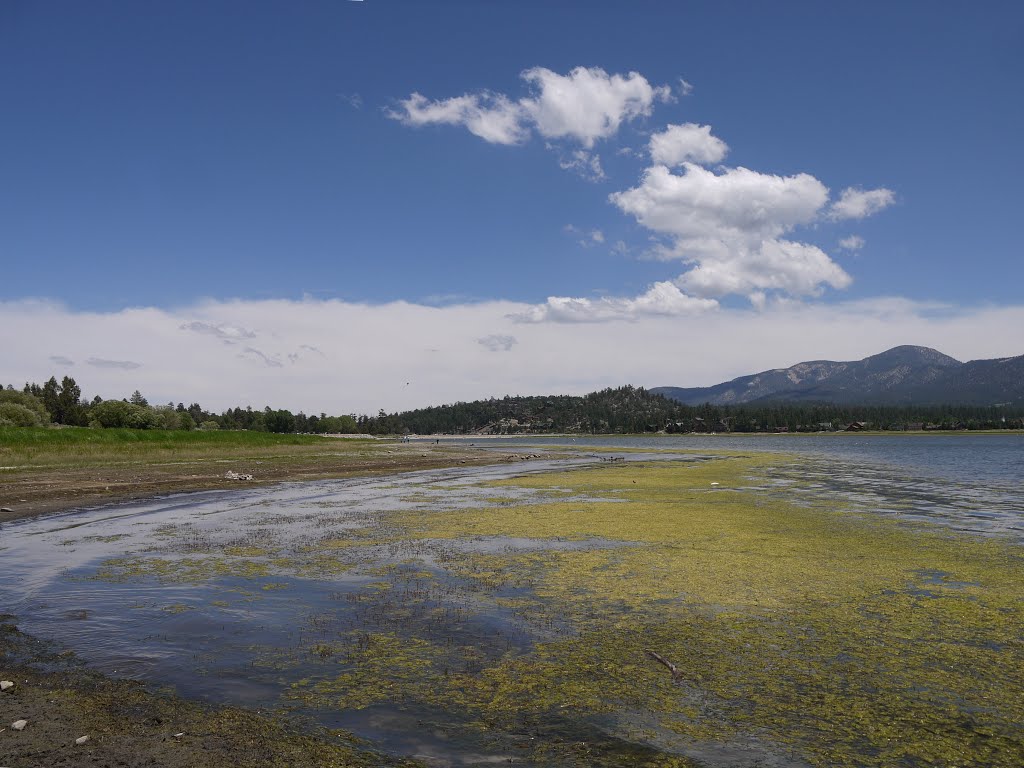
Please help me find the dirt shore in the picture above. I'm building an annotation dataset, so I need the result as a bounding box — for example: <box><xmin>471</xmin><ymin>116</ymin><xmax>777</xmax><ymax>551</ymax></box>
<box><xmin>0</xmin><ymin>615</ymin><xmax>423</xmax><ymax>768</ymax></box>
<box><xmin>0</xmin><ymin>441</ymin><xmax>509</xmax><ymax>526</ymax></box>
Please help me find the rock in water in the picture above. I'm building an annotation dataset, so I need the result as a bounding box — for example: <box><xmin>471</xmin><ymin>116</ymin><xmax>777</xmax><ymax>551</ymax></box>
<box><xmin>11</xmin><ymin>719</ymin><xmax>27</xmax><ymax>730</ymax></box>
<box><xmin>0</xmin><ymin>680</ymin><xmax>13</xmax><ymax>691</ymax></box>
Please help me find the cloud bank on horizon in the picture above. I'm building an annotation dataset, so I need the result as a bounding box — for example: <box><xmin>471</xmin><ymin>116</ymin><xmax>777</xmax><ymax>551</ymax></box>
<box><xmin>3</xmin><ymin>296</ymin><xmax>1022</xmax><ymax>415</ymax></box>
<box><xmin>390</xmin><ymin>65</ymin><xmax>894</xmax><ymax>321</ymax></box>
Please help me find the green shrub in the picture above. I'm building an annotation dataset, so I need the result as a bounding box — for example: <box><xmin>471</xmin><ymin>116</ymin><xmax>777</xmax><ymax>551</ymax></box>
<box><xmin>0</xmin><ymin>402</ymin><xmax>44</xmax><ymax>427</ymax></box>
<box><xmin>91</xmin><ymin>400</ymin><xmax>163</xmax><ymax>429</ymax></box>
<box><xmin>0</xmin><ymin>390</ymin><xmax>49</xmax><ymax>423</ymax></box>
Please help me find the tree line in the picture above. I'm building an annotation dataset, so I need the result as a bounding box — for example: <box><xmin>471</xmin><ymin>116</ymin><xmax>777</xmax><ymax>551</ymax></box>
<box><xmin>1</xmin><ymin>376</ymin><xmax>357</xmax><ymax>433</ymax></box>
<box><xmin>3</xmin><ymin>377</ymin><xmax>1023</xmax><ymax>435</ymax></box>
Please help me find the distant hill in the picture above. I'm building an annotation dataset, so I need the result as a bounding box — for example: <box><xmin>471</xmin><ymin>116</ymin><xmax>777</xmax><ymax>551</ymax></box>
<box><xmin>651</xmin><ymin>346</ymin><xmax>1024</xmax><ymax>406</ymax></box>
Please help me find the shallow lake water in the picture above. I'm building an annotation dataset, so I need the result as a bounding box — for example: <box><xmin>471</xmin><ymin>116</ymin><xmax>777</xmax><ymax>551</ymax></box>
<box><xmin>440</xmin><ymin>433</ymin><xmax>1024</xmax><ymax>540</ymax></box>
<box><xmin>1</xmin><ymin>436</ymin><xmax>1021</xmax><ymax>766</ymax></box>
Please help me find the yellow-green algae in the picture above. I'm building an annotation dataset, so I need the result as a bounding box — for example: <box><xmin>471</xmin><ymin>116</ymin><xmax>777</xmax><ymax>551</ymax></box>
<box><xmin>92</xmin><ymin>555</ymin><xmax>273</xmax><ymax>583</ymax></box>
<box><xmin>287</xmin><ymin>453</ymin><xmax>1024</xmax><ymax>767</ymax></box>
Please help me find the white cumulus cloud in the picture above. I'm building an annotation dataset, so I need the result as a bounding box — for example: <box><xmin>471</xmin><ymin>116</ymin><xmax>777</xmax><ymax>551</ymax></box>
<box><xmin>829</xmin><ymin>187</ymin><xmax>895</xmax><ymax>220</ymax></box>
<box><xmin>609</xmin><ymin>163</ymin><xmax>847</xmax><ymax>301</ymax></box>
<box><xmin>649</xmin><ymin>123</ymin><xmax>728</xmax><ymax>166</ymax></box>
<box><xmin>612</xmin><ymin>163</ymin><xmax>829</xmax><ymax>244</ymax></box>
<box><xmin>519</xmin><ymin>66</ymin><xmax>671</xmax><ymax>148</ymax></box>
<box><xmin>389</xmin><ymin>91</ymin><xmax>529</xmax><ymax>145</ymax></box>
<box><xmin>676</xmin><ymin>239</ymin><xmax>852</xmax><ymax>300</ymax></box>
<box><xmin>390</xmin><ymin>66</ymin><xmax>670</xmax><ymax>151</ymax></box>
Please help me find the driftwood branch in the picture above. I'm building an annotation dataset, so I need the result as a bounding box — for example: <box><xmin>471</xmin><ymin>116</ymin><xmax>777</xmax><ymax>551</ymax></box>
<box><xmin>645</xmin><ymin>648</ymin><xmax>684</xmax><ymax>681</ymax></box>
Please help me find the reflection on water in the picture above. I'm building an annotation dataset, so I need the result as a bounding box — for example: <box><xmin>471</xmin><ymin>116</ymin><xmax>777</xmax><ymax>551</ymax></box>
<box><xmin>747</xmin><ymin>454</ymin><xmax>1024</xmax><ymax>540</ymax></box>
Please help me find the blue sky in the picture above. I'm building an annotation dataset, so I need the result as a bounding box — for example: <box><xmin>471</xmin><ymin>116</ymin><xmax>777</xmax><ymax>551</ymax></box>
<box><xmin>2</xmin><ymin>2</ymin><xmax>1023</xmax><ymax>411</ymax></box>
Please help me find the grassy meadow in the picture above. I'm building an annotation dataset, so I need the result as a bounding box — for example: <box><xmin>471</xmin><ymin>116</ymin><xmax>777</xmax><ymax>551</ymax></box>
<box><xmin>0</xmin><ymin>426</ymin><xmax>372</xmax><ymax>469</ymax></box>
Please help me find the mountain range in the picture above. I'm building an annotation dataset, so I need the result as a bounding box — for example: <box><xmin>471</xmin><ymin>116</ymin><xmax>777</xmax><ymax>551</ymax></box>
<box><xmin>651</xmin><ymin>346</ymin><xmax>1024</xmax><ymax>406</ymax></box>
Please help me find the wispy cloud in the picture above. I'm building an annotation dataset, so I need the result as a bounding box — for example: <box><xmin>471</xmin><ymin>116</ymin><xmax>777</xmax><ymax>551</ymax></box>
<box><xmin>87</xmin><ymin>357</ymin><xmax>141</xmax><ymax>370</ymax></box>
<box><xmin>340</xmin><ymin>92</ymin><xmax>363</xmax><ymax>109</ymax></box>
<box><xmin>513</xmin><ymin>282</ymin><xmax>718</xmax><ymax>323</ymax></box>
<box><xmin>563</xmin><ymin>225</ymin><xmax>607</xmax><ymax>248</ymax></box>
<box><xmin>477</xmin><ymin>334</ymin><xmax>518</xmax><ymax>352</ymax></box>
<box><xmin>839</xmin><ymin>235</ymin><xmax>866</xmax><ymax>251</ymax></box>
<box><xmin>558</xmin><ymin>149</ymin><xmax>606</xmax><ymax>181</ymax></box>
<box><xmin>180</xmin><ymin>320</ymin><xmax>256</xmax><ymax>343</ymax></box>
<box><xmin>49</xmin><ymin>355</ymin><xmax>74</xmax><ymax>366</ymax></box>
<box><xmin>240</xmin><ymin>347</ymin><xmax>283</xmax><ymax>368</ymax></box>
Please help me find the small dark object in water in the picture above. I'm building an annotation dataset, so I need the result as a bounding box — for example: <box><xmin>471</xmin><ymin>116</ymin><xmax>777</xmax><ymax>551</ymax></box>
<box><xmin>645</xmin><ymin>648</ymin><xmax>684</xmax><ymax>681</ymax></box>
